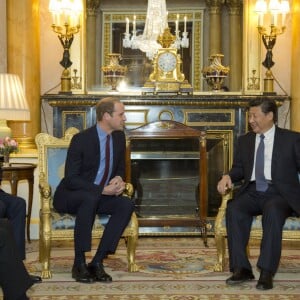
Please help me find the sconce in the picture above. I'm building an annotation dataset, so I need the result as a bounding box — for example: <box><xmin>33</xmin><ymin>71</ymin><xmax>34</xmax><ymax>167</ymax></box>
<box><xmin>49</xmin><ymin>0</ymin><xmax>83</xmax><ymax>94</ymax></box>
<box><xmin>255</xmin><ymin>0</ymin><xmax>290</xmax><ymax>94</ymax></box>
<box><xmin>0</xmin><ymin>74</ymin><xmax>30</xmax><ymax>140</ymax></box>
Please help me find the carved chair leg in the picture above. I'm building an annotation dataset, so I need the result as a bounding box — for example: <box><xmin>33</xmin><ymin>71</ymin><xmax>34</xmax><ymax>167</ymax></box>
<box><xmin>40</xmin><ymin>236</ymin><xmax>52</xmax><ymax>279</ymax></box>
<box><xmin>125</xmin><ymin>235</ymin><xmax>139</xmax><ymax>272</ymax></box>
<box><xmin>214</xmin><ymin>234</ymin><xmax>226</xmax><ymax>272</ymax></box>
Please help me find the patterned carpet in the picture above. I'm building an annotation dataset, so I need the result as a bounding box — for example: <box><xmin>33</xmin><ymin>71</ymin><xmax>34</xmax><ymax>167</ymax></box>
<box><xmin>2</xmin><ymin>237</ymin><xmax>300</xmax><ymax>299</ymax></box>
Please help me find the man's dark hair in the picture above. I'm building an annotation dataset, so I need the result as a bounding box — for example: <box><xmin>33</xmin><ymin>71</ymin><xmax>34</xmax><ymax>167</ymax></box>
<box><xmin>96</xmin><ymin>97</ymin><xmax>121</xmax><ymax>121</ymax></box>
<box><xmin>248</xmin><ymin>98</ymin><xmax>278</xmax><ymax>123</ymax></box>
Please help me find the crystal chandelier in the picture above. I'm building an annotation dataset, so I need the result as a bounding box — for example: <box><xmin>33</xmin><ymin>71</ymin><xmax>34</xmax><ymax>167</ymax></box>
<box><xmin>123</xmin><ymin>0</ymin><xmax>189</xmax><ymax>60</ymax></box>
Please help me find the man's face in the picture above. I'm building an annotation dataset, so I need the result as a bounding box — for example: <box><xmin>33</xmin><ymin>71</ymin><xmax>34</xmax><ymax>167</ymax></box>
<box><xmin>107</xmin><ymin>102</ymin><xmax>126</xmax><ymax>131</ymax></box>
<box><xmin>248</xmin><ymin>105</ymin><xmax>274</xmax><ymax>134</ymax></box>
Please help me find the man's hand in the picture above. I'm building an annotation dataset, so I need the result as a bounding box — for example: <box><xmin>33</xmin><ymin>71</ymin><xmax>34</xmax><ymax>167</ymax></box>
<box><xmin>217</xmin><ymin>174</ymin><xmax>232</xmax><ymax>195</ymax></box>
<box><xmin>102</xmin><ymin>176</ymin><xmax>126</xmax><ymax>196</ymax></box>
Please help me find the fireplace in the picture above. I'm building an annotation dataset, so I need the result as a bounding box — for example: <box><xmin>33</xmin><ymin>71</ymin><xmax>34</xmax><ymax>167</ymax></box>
<box><xmin>125</xmin><ymin>120</ymin><xmax>216</xmax><ymax>235</ymax></box>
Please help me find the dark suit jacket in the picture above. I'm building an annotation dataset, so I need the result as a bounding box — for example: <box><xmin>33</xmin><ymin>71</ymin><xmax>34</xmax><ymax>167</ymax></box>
<box><xmin>229</xmin><ymin>126</ymin><xmax>300</xmax><ymax>215</ymax></box>
<box><xmin>0</xmin><ymin>219</ymin><xmax>32</xmax><ymax>300</ymax></box>
<box><xmin>54</xmin><ymin>125</ymin><xmax>126</xmax><ymax>201</ymax></box>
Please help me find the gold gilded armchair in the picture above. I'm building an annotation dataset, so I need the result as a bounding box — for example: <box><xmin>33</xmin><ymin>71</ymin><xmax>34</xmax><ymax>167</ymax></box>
<box><xmin>35</xmin><ymin>128</ymin><xmax>139</xmax><ymax>279</ymax></box>
<box><xmin>214</xmin><ymin>188</ymin><xmax>300</xmax><ymax>271</ymax></box>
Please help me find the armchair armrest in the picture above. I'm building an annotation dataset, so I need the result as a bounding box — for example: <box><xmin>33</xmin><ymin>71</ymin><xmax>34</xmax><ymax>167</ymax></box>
<box><xmin>123</xmin><ymin>182</ymin><xmax>134</xmax><ymax>198</ymax></box>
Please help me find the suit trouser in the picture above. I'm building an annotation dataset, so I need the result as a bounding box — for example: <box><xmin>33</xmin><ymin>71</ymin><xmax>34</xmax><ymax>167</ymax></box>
<box><xmin>54</xmin><ymin>190</ymin><xmax>134</xmax><ymax>254</ymax></box>
<box><xmin>0</xmin><ymin>219</ymin><xmax>33</xmax><ymax>300</ymax></box>
<box><xmin>0</xmin><ymin>190</ymin><xmax>26</xmax><ymax>260</ymax></box>
<box><xmin>226</xmin><ymin>183</ymin><xmax>292</xmax><ymax>274</ymax></box>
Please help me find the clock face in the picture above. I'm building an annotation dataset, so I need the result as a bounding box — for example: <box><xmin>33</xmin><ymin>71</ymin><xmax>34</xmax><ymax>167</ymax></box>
<box><xmin>157</xmin><ymin>52</ymin><xmax>177</xmax><ymax>72</ymax></box>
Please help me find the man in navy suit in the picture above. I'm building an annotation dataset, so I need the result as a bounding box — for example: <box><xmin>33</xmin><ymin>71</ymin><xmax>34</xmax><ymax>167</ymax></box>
<box><xmin>217</xmin><ymin>98</ymin><xmax>300</xmax><ymax>290</ymax></box>
<box><xmin>0</xmin><ymin>219</ymin><xmax>33</xmax><ymax>300</ymax></box>
<box><xmin>53</xmin><ymin>97</ymin><xmax>134</xmax><ymax>283</ymax></box>
<box><xmin>0</xmin><ymin>162</ymin><xmax>42</xmax><ymax>293</ymax></box>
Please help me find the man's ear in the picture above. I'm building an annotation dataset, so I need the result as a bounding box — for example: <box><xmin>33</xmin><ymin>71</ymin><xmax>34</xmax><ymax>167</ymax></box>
<box><xmin>267</xmin><ymin>111</ymin><xmax>274</xmax><ymax>121</ymax></box>
<box><xmin>103</xmin><ymin>111</ymin><xmax>111</xmax><ymax>120</ymax></box>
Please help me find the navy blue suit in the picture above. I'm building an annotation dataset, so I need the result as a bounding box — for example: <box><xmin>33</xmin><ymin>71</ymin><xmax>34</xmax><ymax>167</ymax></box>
<box><xmin>226</xmin><ymin>126</ymin><xmax>300</xmax><ymax>273</ymax></box>
<box><xmin>53</xmin><ymin>125</ymin><xmax>134</xmax><ymax>255</ymax></box>
<box><xmin>0</xmin><ymin>219</ymin><xmax>33</xmax><ymax>300</ymax></box>
<box><xmin>0</xmin><ymin>168</ymin><xmax>26</xmax><ymax>260</ymax></box>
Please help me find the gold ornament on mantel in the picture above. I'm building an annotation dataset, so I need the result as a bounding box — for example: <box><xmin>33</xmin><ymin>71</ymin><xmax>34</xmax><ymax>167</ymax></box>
<box><xmin>142</xmin><ymin>27</ymin><xmax>193</xmax><ymax>95</ymax></box>
<box><xmin>102</xmin><ymin>53</ymin><xmax>127</xmax><ymax>91</ymax></box>
<box><xmin>202</xmin><ymin>54</ymin><xmax>230</xmax><ymax>91</ymax></box>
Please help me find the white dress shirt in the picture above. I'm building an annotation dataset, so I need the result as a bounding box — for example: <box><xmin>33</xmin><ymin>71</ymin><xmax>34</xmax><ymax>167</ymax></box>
<box><xmin>251</xmin><ymin>124</ymin><xmax>275</xmax><ymax>181</ymax></box>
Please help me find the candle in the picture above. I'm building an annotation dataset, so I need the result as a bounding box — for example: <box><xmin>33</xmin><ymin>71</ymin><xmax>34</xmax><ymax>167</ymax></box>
<box><xmin>184</xmin><ymin>16</ymin><xmax>187</xmax><ymax>33</ymax></box>
<box><xmin>175</xmin><ymin>20</ymin><xmax>178</xmax><ymax>34</ymax></box>
<box><xmin>133</xmin><ymin>15</ymin><xmax>136</xmax><ymax>32</ymax></box>
<box><xmin>126</xmin><ymin>17</ymin><xmax>129</xmax><ymax>34</ymax></box>
<box><xmin>282</xmin><ymin>13</ymin><xmax>286</xmax><ymax>26</ymax></box>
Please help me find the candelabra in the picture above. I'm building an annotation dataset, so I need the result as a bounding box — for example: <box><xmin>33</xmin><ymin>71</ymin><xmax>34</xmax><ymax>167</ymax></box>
<box><xmin>49</xmin><ymin>0</ymin><xmax>83</xmax><ymax>94</ymax></box>
<box><xmin>255</xmin><ymin>0</ymin><xmax>290</xmax><ymax>94</ymax></box>
<box><xmin>122</xmin><ymin>0</ymin><xmax>189</xmax><ymax>60</ymax></box>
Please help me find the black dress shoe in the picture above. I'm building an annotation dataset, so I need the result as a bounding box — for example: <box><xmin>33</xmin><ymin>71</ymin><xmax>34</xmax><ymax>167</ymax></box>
<box><xmin>256</xmin><ymin>270</ymin><xmax>273</xmax><ymax>290</ymax></box>
<box><xmin>226</xmin><ymin>268</ymin><xmax>255</xmax><ymax>285</ymax></box>
<box><xmin>72</xmin><ymin>263</ymin><xmax>95</xmax><ymax>283</ymax></box>
<box><xmin>30</xmin><ymin>274</ymin><xmax>42</xmax><ymax>283</ymax></box>
<box><xmin>88</xmin><ymin>262</ymin><xmax>112</xmax><ymax>282</ymax></box>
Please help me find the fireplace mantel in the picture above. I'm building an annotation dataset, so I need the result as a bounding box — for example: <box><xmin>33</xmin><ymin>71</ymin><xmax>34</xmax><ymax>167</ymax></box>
<box><xmin>42</xmin><ymin>92</ymin><xmax>286</xmax><ymax>137</ymax></box>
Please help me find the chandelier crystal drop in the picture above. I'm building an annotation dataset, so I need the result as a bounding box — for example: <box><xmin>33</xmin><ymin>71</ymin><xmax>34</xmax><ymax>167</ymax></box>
<box><xmin>123</xmin><ymin>0</ymin><xmax>189</xmax><ymax>60</ymax></box>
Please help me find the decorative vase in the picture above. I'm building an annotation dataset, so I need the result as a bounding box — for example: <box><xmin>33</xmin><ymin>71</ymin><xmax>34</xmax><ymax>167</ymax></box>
<box><xmin>101</xmin><ymin>53</ymin><xmax>127</xmax><ymax>91</ymax></box>
<box><xmin>202</xmin><ymin>54</ymin><xmax>230</xmax><ymax>91</ymax></box>
<box><xmin>3</xmin><ymin>153</ymin><xmax>10</xmax><ymax>167</ymax></box>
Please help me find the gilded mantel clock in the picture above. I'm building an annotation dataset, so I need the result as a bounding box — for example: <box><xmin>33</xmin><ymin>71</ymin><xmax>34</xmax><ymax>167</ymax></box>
<box><xmin>142</xmin><ymin>28</ymin><xmax>193</xmax><ymax>95</ymax></box>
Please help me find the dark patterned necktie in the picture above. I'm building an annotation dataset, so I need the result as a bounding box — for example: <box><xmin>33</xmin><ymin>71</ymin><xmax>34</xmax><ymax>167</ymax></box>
<box><xmin>100</xmin><ymin>135</ymin><xmax>110</xmax><ymax>186</ymax></box>
<box><xmin>255</xmin><ymin>134</ymin><xmax>268</xmax><ymax>192</ymax></box>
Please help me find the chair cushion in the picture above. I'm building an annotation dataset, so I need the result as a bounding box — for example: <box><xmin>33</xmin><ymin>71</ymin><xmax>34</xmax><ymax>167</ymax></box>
<box><xmin>51</xmin><ymin>209</ymin><xmax>110</xmax><ymax>230</ymax></box>
<box><xmin>251</xmin><ymin>215</ymin><xmax>300</xmax><ymax>230</ymax></box>
<box><xmin>221</xmin><ymin>215</ymin><xmax>300</xmax><ymax>231</ymax></box>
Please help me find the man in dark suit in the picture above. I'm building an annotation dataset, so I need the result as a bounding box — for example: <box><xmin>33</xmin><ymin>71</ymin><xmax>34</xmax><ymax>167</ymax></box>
<box><xmin>217</xmin><ymin>98</ymin><xmax>300</xmax><ymax>290</ymax></box>
<box><xmin>0</xmin><ymin>161</ymin><xmax>42</xmax><ymax>291</ymax></box>
<box><xmin>53</xmin><ymin>97</ymin><xmax>134</xmax><ymax>283</ymax></box>
<box><xmin>0</xmin><ymin>219</ymin><xmax>33</xmax><ymax>300</ymax></box>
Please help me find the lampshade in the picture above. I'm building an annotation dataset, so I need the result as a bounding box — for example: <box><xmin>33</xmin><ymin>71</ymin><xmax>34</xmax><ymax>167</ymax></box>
<box><xmin>0</xmin><ymin>73</ymin><xmax>30</xmax><ymax>137</ymax></box>
<box><xmin>0</xmin><ymin>73</ymin><xmax>30</xmax><ymax>120</ymax></box>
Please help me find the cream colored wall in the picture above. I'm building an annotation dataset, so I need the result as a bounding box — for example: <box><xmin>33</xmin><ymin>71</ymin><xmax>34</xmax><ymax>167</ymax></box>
<box><xmin>40</xmin><ymin>0</ymin><xmax>62</xmax><ymax>95</ymax></box>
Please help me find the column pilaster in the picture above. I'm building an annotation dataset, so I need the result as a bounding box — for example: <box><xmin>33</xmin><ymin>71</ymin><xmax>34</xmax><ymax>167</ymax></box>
<box><xmin>7</xmin><ymin>0</ymin><xmax>40</xmax><ymax>150</ymax></box>
<box><xmin>205</xmin><ymin>0</ymin><xmax>225</xmax><ymax>55</ymax></box>
<box><xmin>86</xmin><ymin>0</ymin><xmax>100</xmax><ymax>89</ymax></box>
<box><xmin>290</xmin><ymin>1</ymin><xmax>300</xmax><ymax>132</ymax></box>
<box><xmin>227</xmin><ymin>0</ymin><xmax>242</xmax><ymax>91</ymax></box>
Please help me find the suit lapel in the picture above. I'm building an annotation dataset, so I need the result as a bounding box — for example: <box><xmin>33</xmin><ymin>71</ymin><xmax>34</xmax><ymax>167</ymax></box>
<box><xmin>271</xmin><ymin>126</ymin><xmax>281</xmax><ymax>178</ymax></box>
<box><xmin>246</xmin><ymin>133</ymin><xmax>256</xmax><ymax>180</ymax></box>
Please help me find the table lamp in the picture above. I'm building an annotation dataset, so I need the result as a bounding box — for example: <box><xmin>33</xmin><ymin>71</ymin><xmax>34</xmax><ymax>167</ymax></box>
<box><xmin>0</xmin><ymin>73</ymin><xmax>30</xmax><ymax>138</ymax></box>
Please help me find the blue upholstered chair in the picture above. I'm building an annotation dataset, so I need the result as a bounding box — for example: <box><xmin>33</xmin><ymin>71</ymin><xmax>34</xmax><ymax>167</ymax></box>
<box><xmin>214</xmin><ymin>186</ymin><xmax>300</xmax><ymax>272</ymax></box>
<box><xmin>35</xmin><ymin>128</ymin><xmax>139</xmax><ymax>278</ymax></box>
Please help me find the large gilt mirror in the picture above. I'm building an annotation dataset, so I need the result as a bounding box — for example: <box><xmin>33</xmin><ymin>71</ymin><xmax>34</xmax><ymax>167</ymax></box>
<box><xmin>75</xmin><ymin>0</ymin><xmax>261</xmax><ymax>93</ymax></box>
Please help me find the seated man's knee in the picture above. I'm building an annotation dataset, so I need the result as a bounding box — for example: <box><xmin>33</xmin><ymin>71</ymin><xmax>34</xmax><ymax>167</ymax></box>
<box><xmin>119</xmin><ymin>196</ymin><xmax>134</xmax><ymax>213</ymax></box>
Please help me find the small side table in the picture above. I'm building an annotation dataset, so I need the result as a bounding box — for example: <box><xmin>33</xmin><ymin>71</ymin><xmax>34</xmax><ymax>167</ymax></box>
<box><xmin>2</xmin><ymin>163</ymin><xmax>37</xmax><ymax>242</ymax></box>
